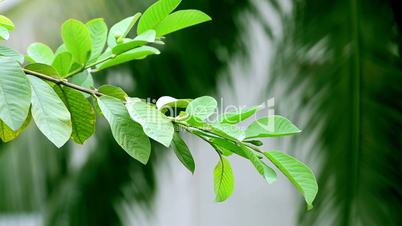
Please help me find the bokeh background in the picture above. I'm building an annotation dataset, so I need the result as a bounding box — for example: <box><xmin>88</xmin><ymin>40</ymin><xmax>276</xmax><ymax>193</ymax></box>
<box><xmin>1</xmin><ymin>0</ymin><xmax>401</xmax><ymax>225</ymax></box>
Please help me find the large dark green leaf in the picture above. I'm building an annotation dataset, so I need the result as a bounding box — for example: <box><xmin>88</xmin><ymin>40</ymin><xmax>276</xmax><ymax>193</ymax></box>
<box><xmin>97</xmin><ymin>96</ymin><xmax>151</xmax><ymax>164</ymax></box>
<box><xmin>28</xmin><ymin>75</ymin><xmax>72</xmax><ymax>148</ymax></box>
<box><xmin>171</xmin><ymin>132</ymin><xmax>195</xmax><ymax>173</ymax></box>
<box><xmin>0</xmin><ymin>57</ymin><xmax>31</xmax><ymax>131</ymax></box>
<box><xmin>59</xmin><ymin>87</ymin><xmax>96</xmax><ymax>144</ymax></box>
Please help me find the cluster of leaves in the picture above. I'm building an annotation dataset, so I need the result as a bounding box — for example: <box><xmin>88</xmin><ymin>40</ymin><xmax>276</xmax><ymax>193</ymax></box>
<box><xmin>0</xmin><ymin>0</ymin><xmax>317</xmax><ymax>208</ymax></box>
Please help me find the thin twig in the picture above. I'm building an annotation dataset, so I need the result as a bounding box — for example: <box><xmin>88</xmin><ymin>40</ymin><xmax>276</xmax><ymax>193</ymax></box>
<box><xmin>23</xmin><ymin>69</ymin><xmax>104</xmax><ymax>97</ymax></box>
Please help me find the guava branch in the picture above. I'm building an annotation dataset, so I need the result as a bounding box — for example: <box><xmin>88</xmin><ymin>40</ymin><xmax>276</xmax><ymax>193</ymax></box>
<box><xmin>23</xmin><ymin>68</ymin><xmax>104</xmax><ymax>97</ymax></box>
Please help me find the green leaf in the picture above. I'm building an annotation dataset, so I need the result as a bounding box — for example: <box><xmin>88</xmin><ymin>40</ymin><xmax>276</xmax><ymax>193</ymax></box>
<box><xmin>0</xmin><ymin>57</ymin><xmax>31</xmax><ymax>131</ymax></box>
<box><xmin>107</xmin><ymin>13</ymin><xmax>141</xmax><ymax>48</ymax></box>
<box><xmin>210</xmin><ymin>138</ymin><xmax>246</xmax><ymax>158</ymax></box>
<box><xmin>0</xmin><ymin>113</ymin><xmax>31</xmax><ymax>143</ymax></box>
<box><xmin>155</xmin><ymin>10</ymin><xmax>212</xmax><ymax>37</ymax></box>
<box><xmin>112</xmin><ymin>29</ymin><xmax>156</xmax><ymax>55</ymax></box>
<box><xmin>214</xmin><ymin>157</ymin><xmax>234</xmax><ymax>202</ymax></box>
<box><xmin>171</xmin><ymin>132</ymin><xmax>195</xmax><ymax>173</ymax></box>
<box><xmin>186</xmin><ymin>96</ymin><xmax>217</xmax><ymax>121</ymax></box>
<box><xmin>211</xmin><ymin>123</ymin><xmax>245</xmax><ymax>141</ymax></box>
<box><xmin>28</xmin><ymin>75</ymin><xmax>72</xmax><ymax>148</ymax></box>
<box><xmin>264</xmin><ymin>151</ymin><xmax>318</xmax><ymax>210</ymax></box>
<box><xmin>52</xmin><ymin>52</ymin><xmax>73</xmax><ymax>77</ymax></box>
<box><xmin>245</xmin><ymin>115</ymin><xmax>301</xmax><ymax>138</ymax></box>
<box><xmin>58</xmin><ymin>87</ymin><xmax>96</xmax><ymax>144</ymax></box>
<box><xmin>0</xmin><ymin>26</ymin><xmax>9</xmax><ymax>40</ymax></box>
<box><xmin>137</xmin><ymin>0</ymin><xmax>181</xmax><ymax>34</ymax></box>
<box><xmin>61</xmin><ymin>19</ymin><xmax>92</xmax><ymax>65</ymax></box>
<box><xmin>242</xmin><ymin>147</ymin><xmax>277</xmax><ymax>184</ymax></box>
<box><xmin>26</xmin><ymin>42</ymin><xmax>55</xmax><ymax>65</ymax></box>
<box><xmin>0</xmin><ymin>45</ymin><xmax>24</xmax><ymax>64</ymax></box>
<box><xmin>97</xmin><ymin>46</ymin><xmax>160</xmax><ymax>71</ymax></box>
<box><xmin>69</xmin><ymin>70</ymin><xmax>93</xmax><ymax>89</ymax></box>
<box><xmin>244</xmin><ymin>139</ymin><xmax>264</xmax><ymax>146</ymax></box>
<box><xmin>55</xmin><ymin>44</ymin><xmax>67</xmax><ymax>54</ymax></box>
<box><xmin>87</xmin><ymin>18</ymin><xmax>108</xmax><ymax>62</ymax></box>
<box><xmin>0</xmin><ymin>15</ymin><xmax>15</xmax><ymax>30</ymax></box>
<box><xmin>24</xmin><ymin>63</ymin><xmax>60</xmax><ymax>78</ymax></box>
<box><xmin>219</xmin><ymin>105</ymin><xmax>264</xmax><ymax>124</ymax></box>
<box><xmin>98</xmin><ymin>85</ymin><xmax>128</xmax><ymax>101</ymax></box>
<box><xmin>126</xmin><ymin>98</ymin><xmax>174</xmax><ymax>147</ymax></box>
<box><xmin>97</xmin><ymin>96</ymin><xmax>151</xmax><ymax>164</ymax></box>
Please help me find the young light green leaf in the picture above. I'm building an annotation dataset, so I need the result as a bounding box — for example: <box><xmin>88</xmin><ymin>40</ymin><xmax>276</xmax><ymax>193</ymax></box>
<box><xmin>107</xmin><ymin>13</ymin><xmax>141</xmax><ymax>48</ymax></box>
<box><xmin>97</xmin><ymin>96</ymin><xmax>151</xmax><ymax>164</ymax></box>
<box><xmin>214</xmin><ymin>157</ymin><xmax>234</xmax><ymax>202</ymax></box>
<box><xmin>264</xmin><ymin>151</ymin><xmax>318</xmax><ymax>210</ymax></box>
<box><xmin>97</xmin><ymin>46</ymin><xmax>160</xmax><ymax>71</ymax></box>
<box><xmin>62</xmin><ymin>19</ymin><xmax>92</xmax><ymax>65</ymax></box>
<box><xmin>112</xmin><ymin>29</ymin><xmax>156</xmax><ymax>55</ymax></box>
<box><xmin>52</xmin><ymin>52</ymin><xmax>73</xmax><ymax>77</ymax></box>
<box><xmin>58</xmin><ymin>87</ymin><xmax>96</xmax><ymax>144</ymax></box>
<box><xmin>186</xmin><ymin>96</ymin><xmax>217</xmax><ymax>121</ymax></box>
<box><xmin>137</xmin><ymin>0</ymin><xmax>181</xmax><ymax>34</ymax></box>
<box><xmin>0</xmin><ymin>113</ymin><xmax>31</xmax><ymax>143</ymax></box>
<box><xmin>0</xmin><ymin>26</ymin><xmax>9</xmax><ymax>40</ymax></box>
<box><xmin>0</xmin><ymin>45</ymin><xmax>24</xmax><ymax>64</ymax></box>
<box><xmin>98</xmin><ymin>85</ymin><xmax>128</xmax><ymax>101</ymax></box>
<box><xmin>87</xmin><ymin>18</ymin><xmax>108</xmax><ymax>62</ymax></box>
<box><xmin>172</xmin><ymin>132</ymin><xmax>195</xmax><ymax>173</ymax></box>
<box><xmin>26</xmin><ymin>42</ymin><xmax>55</xmax><ymax>65</ymax></box>
<box><xmin>155</xmin><ymin>10</ymin><xmax>212</xmax><ymax>37</ymax></box>
<box><xmin>28</xmin><ymin>75</ymin><xmax>72</xmax><ymax>148</ymax></box>
<box><xmin>24</xmin><ymin>63</ymin><xmax>60</xmax><ymax>78</ymax></box>
<box><xmin>126</xmin><ymin>98</ymin><xmax>174</xmax><ymax>147</ymax></box>
<box><xmin>242</xmin><ymin>147</ymin><xmax>277</xmax><ymax>184</ymax></box>
<box><xmin>245</xmin><ymin>115</ymin><xmax>301</xmax><ymax>139</ymax></box>
<box><xmin>0</xmin><ymin>15</ymin><xmax>15</xmax><ymax>30</ymax></box>
<box><xmin>219</xmin><ymin>105</ymin><xmax>264</xmax><ymax>124</ymax></box>
<box><xmin>0</xmin><ymin>57</ymin><xmax>31</xmax><ymax>131</ymax></box>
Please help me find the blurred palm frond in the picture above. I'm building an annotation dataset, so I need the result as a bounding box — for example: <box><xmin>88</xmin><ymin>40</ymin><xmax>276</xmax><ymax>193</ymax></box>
<box><xmin>270</xmin><ymin>0</ymin><xmax>402</xmax><ymax>225</ymax></box>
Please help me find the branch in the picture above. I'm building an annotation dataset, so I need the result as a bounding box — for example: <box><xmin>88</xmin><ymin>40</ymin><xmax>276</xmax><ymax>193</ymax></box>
<box><xmin>23</xmin><ymin>68</ymin><xmax>104</xmax><ymax>97</ymax></box>
<box><xmin>176</xmin><ymin>122</ymin><xmax>265</xmax><ymax>155</ymax></box>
